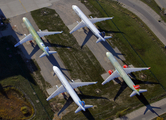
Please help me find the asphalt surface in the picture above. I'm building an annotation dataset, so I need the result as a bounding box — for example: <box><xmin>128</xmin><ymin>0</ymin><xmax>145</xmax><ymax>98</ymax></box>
<box><xmin>118</xmin><ymin>0</ymin><xmax>166</xmax><ymax>46</ymax></box>
<box><xmin>1</xmin><ymin>12</ymin><xmax>69</xmax><ymax>88</ymax></box>
<box><xmin>0</xmin><ymin>0</ymin><xmax>126</xmax><ymax>90</ymax></box>
<box><xmin>155</xmin><ymin>0</ymin><xmax>166</xmax><ymax>9</ymax></box>
<box><xmin>1</xmin><ymin>0</ymin><xmax>166</xmax><ymax>119</ymax></box>
<box><xmin>50</xmin><ymin>0</ymin><xmax>125</xmax><ymax>73</ymax></box>
<box><xmin>115</xmin><ymin>97</ymin><xmax>166</xmax><ymax>120</ymax></box>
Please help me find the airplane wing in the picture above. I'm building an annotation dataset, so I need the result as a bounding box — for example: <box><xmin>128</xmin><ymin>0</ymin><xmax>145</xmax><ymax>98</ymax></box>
<box><xmin>124</xmin><ymin>67</ymin><xmax>150</xmax><ymax>74</ymax></box>
<box><xmin>70</xmin><ymin>82</ymin><xmax>97</xmax><ymax>89</ymax></box>
<box><xmin>69</xmin><ymin>21</ymin><xmax>86</xmax><ymax>34</ymax></box>
<box><xmin>14</xmin><ymin>34</ymin><xmax>33</xmax><ymax>47</ymax></box>
<box><xmin>102</xmin><ymin>70</ymin><xmax>120</xmax><ymax>85</ymax></box>
<box><xmin>89</xmin><ymin>17</ymin><xmax>113</xmax><ymax>24</ymax></box>
<box><xmin>46</xmin><ymin>85</ymin><xmax>66</xmax><ymax>101</ymax></box>
<box><xmin>37</xmin><ymin>31</ymin><xmax>63</xmax><ymax>38</ymax></box>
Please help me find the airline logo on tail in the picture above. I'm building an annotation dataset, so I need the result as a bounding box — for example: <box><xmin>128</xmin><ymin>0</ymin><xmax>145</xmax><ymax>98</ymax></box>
<box><xmin>133</xmin><ymin>85</ymin><xmax>140</xmax><ymax>91</ymax></box>
<box><xmin>79</xmin><ymin>101</ymin><xmax>85</xmax><ymax>107</ymax></box>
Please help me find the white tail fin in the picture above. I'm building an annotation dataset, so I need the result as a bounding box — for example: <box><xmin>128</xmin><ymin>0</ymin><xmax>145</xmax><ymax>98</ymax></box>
<box><xmin>130</xmin><ymin>89</ymin><xmax>147</xmax><ymax>97</ymax></box>
<box><xmin>75</xmin><ymin>105</ymin><xmax>93</xmax><ymax>113</ymax></box>
<box><xmin>39</xmin><ymin>51</ymin><xmax>57</xmax><ymax>58</ymax></box>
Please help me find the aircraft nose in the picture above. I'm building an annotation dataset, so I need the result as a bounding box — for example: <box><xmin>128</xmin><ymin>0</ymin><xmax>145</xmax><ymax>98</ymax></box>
<box><xmin>22</xmin><ymin>17</ymin><xmax>26</xmax><ymax>22</ymax></box>
<box><xmin>53</xmin><ymin>66</ymin><xmax>58</xmax><ymax>71</ymax></box>
<box><xmin>72</xmin><ymin>5</ymin><xmax>77</xmax><ymax>9</ymax></box>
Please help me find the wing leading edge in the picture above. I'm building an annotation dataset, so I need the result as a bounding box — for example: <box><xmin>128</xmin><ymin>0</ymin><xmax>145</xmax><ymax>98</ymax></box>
<box><xmin>102</xmin><ymin>70</ymin><xmax>120</xmax><ymax>85</ymax></box>
<box><xmin>14</xmin><ymin>31</ymin><xmax>63</xmax><ymax>47</ymax></box>
<box><xmin>70</xmin><ymin>82</ymin><xmax>97</xmax><ymax>89</ymax></box>
<box><xmin>69</xmin><ymin>21</ymin><xmax>86</xmax><ymax>34</ymax></box>
<box><xmin>89</xmin><ymin>17</ymin><xmax>114</xmax><ymax>24</ymax></box>
<box><xmin>124</xmin><ymin>67</ymin><xmax>150</xmax><ymax>74</ymax></box>
<box><xmin>46</xmin><ymin>85</ymin><xmax>66</xmax><ymax>101</ymax></box>
<box><xmin>46</xmin><ymin>81</ymin><xmax>97</xmax><ymax>101</ymax></box>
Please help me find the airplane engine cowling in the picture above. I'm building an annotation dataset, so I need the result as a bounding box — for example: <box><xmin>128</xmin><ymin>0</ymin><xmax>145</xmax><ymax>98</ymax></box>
<box><xmin>133</xmin><ymin>85</ymin><xmax>140</xmax><ymax>90</ymax></box>
<box><xmin>123</xmin><ymin>65</ymin><xmax>128</xmax><ymax>68</ymax></box>
<box><xmin>108</xmin><ymin>70</ymin><xmax>113</xmax><ymax>75</ymax></box>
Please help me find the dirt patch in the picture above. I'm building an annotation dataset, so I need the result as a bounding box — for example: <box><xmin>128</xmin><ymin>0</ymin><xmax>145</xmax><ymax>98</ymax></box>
<box><xmin>0</xmin><ymin>87</ymin><xmax>34</xmax><ymax>119</ymax></box>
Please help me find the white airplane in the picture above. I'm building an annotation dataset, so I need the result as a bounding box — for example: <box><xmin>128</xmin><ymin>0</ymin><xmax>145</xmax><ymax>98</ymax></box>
<box><xmin>70</xmin><ymin>5</ymin><xmax>113</xmax><ymax>43</ymax></box>
<box><xmin>47</xmin><ymin>66</ymin><xmax>97</xmax><ymax>113</ymax></box>
<box><xmin>14</xmin><ymin>17</ymin><xmax>63</xmax><ymax>58</ymax></box>
<box><xmin>102</xmin><ymin>52</ymin><xmax>150</xmax><ymax>97</ymax></box>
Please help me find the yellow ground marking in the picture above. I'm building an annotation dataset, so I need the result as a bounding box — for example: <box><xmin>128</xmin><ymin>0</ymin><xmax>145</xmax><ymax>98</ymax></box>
<box><xmin>19</xmin><ymin>0</ymin><xmax>27</xmax><ymax>13</ymax></box>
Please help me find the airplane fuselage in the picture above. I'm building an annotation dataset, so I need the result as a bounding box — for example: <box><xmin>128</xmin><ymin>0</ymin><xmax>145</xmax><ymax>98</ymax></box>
<box><xmin>53</xmin><ymin>66</ymin><xmax>85</xmax><ymax>111</ymax></box>
<box><xmin>106</xmin><ymin>52</ymin><xmax>139</xmax><ymax>94</ymax></box>
<box><xmin>22</xmin><ymin>17</ymin><xmax>49</xmax><ymax>56</ymax></box>
<box><xmin>72</xmin><ymin>5</ymin><xmax>105</xmax><ymax>41</ymax></box>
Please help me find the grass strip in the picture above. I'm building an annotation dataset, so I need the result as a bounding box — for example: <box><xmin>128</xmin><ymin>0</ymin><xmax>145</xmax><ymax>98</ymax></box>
<box><xmin>31</xmin><ymin>2</ymin><xmax>166</xmax><ymax>119</ymax></box>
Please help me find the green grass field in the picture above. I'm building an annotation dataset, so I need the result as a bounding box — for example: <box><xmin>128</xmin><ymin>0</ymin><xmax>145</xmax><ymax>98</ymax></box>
<box><xmin>31</xmin><ymin>0</ymin><xmax>166</xmax><ymax>119</ymax></box>
<box><xmin>0</xmin><ymin>36</ymin><xmax>53</xmax><ymax>119</ymax></box>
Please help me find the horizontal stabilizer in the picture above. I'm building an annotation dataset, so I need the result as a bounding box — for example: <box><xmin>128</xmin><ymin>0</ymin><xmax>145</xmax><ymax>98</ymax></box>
<box><xmin>46</xmin><ymin>85</ymin><xmax>66</xmax><ymax>101</ymax></box>
<box><xmin>104</xmin><ymin>36</ymin><xmax>112</xmax><ymax>39</ymax></box>
<box><xmin>96</xmin><ymin>36</ymin><xmax>112</xmax><ymax>43</ymax></box>
<box><xmin>75</xmin><ymin>105</ymin><xmax>93</xmax><ymax>113</ymax></box>
<box><xmin>39</xmin><ymin>51</ymin><xmax>57</xmax><ymax>58</ymax></box>
<box><xmin>48</xmin><ymin>51</ymin><xmax>57</xmax><ymax>54</ymax></box>
<box><xmin>14</xmin><ymin>34</ymin><xmax>33</xmax><ymax>47</ymax></box>
<box><xmin>130</xmin><ymin>89</ymin><xmax>147</xmax><ymax>97</ymax></box>
<box><xmin>70</xmin><ymin>82</ymin><xmax>97</xmax><ymax>89</ymax></box>
<box><xmin>102</xmin><ymin>70</ymin><xmax>120</xmax><ymax>85</ymax></box>
<box><xmin>96</xmin><ymin>38</ymin><xmax>103</xmax><ymax>43</ymax></box>
<box><xmin>40</xmin><ymin>52</ymin><xmax>47</xmax><ymax>58</ymax></box>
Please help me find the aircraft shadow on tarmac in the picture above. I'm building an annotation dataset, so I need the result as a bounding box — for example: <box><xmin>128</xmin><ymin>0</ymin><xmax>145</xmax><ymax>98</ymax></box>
<box><xmin>28</xmin><ymin>38</ymin><xmax>73</xmax><ymax>82</ymax></box>
<box><xmin>81</xmin><ymin>27</ymin><xmax>93</xmax><ymax>49</ymax></box>
<box><xmin>46</xmin><ymin>54</ymin><xmax>72</xmax><ymax>82</ymax></box>
<box><xmin>58</xmin><ymin>91</ymin><xmax>110</xmax><ymax>120</ymax></box>
<box><xmin>29</xmin><ymin>38</ymin><xmax>72</xmax><ymax>58</ymax></box>
<box><xmin>114</xmin><ymin>78</ymin><xmax>160</xmax><ymax>117</ymax></box>
<box><xmin>44</xmin><ymin>39</ymin><xmax>73</xmax><ymax>49</ymax></box>
<box><xmin>100</xmin><ymin>41</ymin><xmax>124</xmax><ymax>60</ymax></box>
<box><xmin>15</xmin><ymin>31</ymin><xmax>24</xmax><ymax>36</ymax></box>
<box><xmin>81</xmin><ymin>27</ymin><xmax>124</xmax><ymax>60</ymax></box>
<box><xmin>136</xmin><ymin>94</ymin><xmax>161</xmax><ymax>116</ymax></box>
<box><xmin>114</xmin><ymin>78</ymin><xmax>159</xmax><ymax>101</ymax></box>
<box><xmin>0</xmin><ymin>9</ymin><xmax>39</xmax><ymax>85</ymax></box>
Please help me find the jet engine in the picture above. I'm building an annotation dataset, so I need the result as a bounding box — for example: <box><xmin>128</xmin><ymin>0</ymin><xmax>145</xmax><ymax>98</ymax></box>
<box><xmin>133</xmin><ymin>85</ymin><xmax>140</xmax><ymax>90</ymax></box>
<box><xmin>123</xmin><ymin>65</ymin><xmax>128</xmax><ymax>68</ymax></box>
<box><xmin>108</xmin><ymin>70</ymin><xmax>113</xmax><ymax>75</ymax></box>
